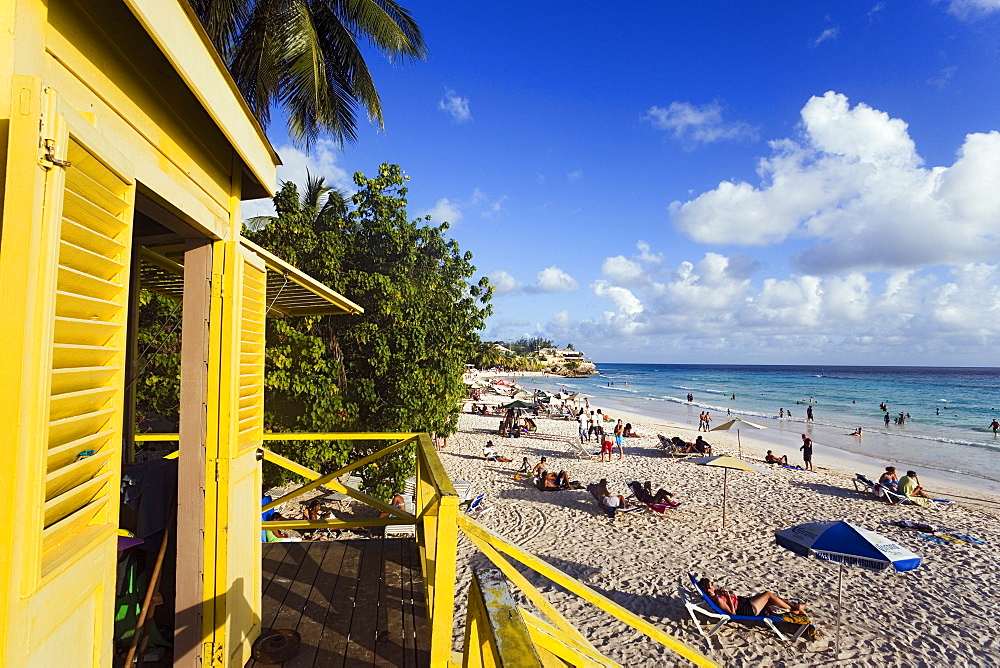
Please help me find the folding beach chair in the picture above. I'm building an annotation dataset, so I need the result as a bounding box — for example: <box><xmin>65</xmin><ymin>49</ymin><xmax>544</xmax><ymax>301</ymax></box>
<box><xmin>680</xmin><ymin>574</ymin><xmax>810</xmax><ymax>645</ymax></box>
<box><xmin>383</xmin><ymin>493</ymin><xmax>416</xmax><ymax>538</ymax></box>
<box><xmin>852</xmin><ymin>474</ymin><xmax>908</xmax><ymax>505</ymax></box>
<box><xmin>321</xmin><ymin>474</ymin><xmax>364</xmax><ymax>505</ymax></box>
<box><xmin>586</xmin><ymin>483</ymin><xmax>643</xmax><ymax>519</ymax></box>
<box><xmin>657</xmin><ymin>434</ymin><xmax>700</xmax><ymax>458</ymax></box>
<box><xmin>465</xmin><ymin>493</ymin><xmax>491</xmax><ymax>518</ymax></box>
<box><xmin>574</xmin><ymin>440</ymin><xmax>601</xmax><ymax>460</ymax></box>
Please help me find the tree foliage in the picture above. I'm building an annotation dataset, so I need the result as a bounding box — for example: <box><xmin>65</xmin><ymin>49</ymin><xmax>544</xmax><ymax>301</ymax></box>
<box><xmin>244</xmin><ymin>164</ymin><xmax>492</xmax><ymax>495</ymax></box>
<box><xmin>134</xmin><ymin>291</ymin><xmax>184</xmax><ymax>430</ymax></box>
<box><xmin>188</xmin><ymin>0</ymin><xmax>427</xmax><ymax>146</ymax></box>
<box><xmin>505</xmin><ymin>337</ymin><xmax>553</xmax><ymax>356</ymax></box>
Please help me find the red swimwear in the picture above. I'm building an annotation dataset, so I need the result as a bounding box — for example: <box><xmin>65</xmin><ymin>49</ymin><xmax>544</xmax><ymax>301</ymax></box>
<box><xmin>601</xmin><ymin>440</ymin><xmax>613</xmax><ymax>454</ymax></box>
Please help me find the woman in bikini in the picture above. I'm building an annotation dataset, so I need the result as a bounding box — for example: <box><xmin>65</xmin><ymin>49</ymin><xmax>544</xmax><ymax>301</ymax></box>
<box><xmin>698</xmin><ymin>578</ymin><xmax>806</xmax><ymax>616</ymax></box>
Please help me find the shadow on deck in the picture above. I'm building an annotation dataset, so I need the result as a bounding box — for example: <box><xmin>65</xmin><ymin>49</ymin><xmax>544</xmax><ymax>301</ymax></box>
<box><xmin>248</xmin><ymin>539</ymin><xmax>430</xmax><ymax>667</ymax></box>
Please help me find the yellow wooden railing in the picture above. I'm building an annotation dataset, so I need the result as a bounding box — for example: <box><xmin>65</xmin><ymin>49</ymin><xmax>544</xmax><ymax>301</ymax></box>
<box><xmin>135</xmin><ymin>432</ymin><xmax>716</xmax><ymax>667</ymax></box>
<box><xmin>254</xmin><ymin>432</ymin><xmax>459</xmax><ymax>665</ymax></box>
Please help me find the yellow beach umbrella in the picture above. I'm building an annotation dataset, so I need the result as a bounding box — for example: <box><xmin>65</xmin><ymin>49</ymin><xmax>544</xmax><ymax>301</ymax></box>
<box><xmin>685</xmin><ymin>456</ymin><xmax>768</xmax><ymax>528</ymax></box>
<box><xmin>710</xmin><ymin>418</ymin><xmax>766</xmax><ymax>458</ymax></box>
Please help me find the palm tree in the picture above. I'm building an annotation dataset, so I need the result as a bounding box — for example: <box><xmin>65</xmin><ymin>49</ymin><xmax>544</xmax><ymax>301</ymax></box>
<box><xmin>245</xmin><ymin>170</ymin><xmax>347</xmax><ymax>231</ymax></box>
<box><xmin>189</xmin><ymin>0</ymin><xmax>427</xmax><ymax>146</ymax></box>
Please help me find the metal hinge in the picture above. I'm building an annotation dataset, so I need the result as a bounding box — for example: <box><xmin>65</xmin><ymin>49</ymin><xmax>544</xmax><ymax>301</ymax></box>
<box><xmin>41</xmin><ymin>138</ymin><xmax>72</xmax><ymax>168</ymax></box>
<box><xmin>203</xmin><ymin>641</ymin><xmax>224</xmax><ymax>666</ymax></box>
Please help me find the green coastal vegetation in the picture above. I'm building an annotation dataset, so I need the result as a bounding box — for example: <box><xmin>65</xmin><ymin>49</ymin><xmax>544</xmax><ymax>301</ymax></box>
<box><xmin>136</xmin><ymin>165</ymin><xmax>492</xmax><ymax>496</ymax></box>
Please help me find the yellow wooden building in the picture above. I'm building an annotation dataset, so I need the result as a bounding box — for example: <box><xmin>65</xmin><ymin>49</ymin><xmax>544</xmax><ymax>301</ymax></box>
<box><xmin>0</xmin><ymin>2</ymin><xmax>719</xmax><ymax>666</ymax></box>
<box><xmin>0</xmin><ymin>0</ymin><xmax>366</xmax><ymax>665</ymax></box>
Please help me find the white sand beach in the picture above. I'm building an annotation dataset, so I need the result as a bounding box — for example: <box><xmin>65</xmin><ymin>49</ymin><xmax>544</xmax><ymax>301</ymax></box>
<box><xmin>440</xmin><ymin>384</ymin><xmax>1000</xmax><ymax>667</ymax></box>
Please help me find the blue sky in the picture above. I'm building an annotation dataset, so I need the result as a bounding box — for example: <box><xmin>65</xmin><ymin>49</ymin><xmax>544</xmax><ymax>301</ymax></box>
<box><xmin>245</xmin><ymin>0</ymin><xmax>1000</xmax><ymax>366</ymax></box>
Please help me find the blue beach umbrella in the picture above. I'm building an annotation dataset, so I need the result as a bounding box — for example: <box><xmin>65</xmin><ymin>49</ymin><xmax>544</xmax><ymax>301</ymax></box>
<box><xmin>775</xmin><ymin>521</ymin><xmax>921</xmax><ymax>653</ymax></box>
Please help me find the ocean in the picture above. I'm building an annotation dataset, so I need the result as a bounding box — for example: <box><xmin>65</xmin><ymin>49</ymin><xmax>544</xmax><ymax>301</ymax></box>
<box><xmin>512</xmin><ymin>364</ymin><xmax>1000</xmax><ymax>493</ymax></box>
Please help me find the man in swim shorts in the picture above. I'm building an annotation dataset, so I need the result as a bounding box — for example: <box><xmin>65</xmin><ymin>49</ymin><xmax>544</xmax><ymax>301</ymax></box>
<box><xmin>799</xmin><ymin>434</ymin><xmax>814</xmax><ymax>471</ymax></box>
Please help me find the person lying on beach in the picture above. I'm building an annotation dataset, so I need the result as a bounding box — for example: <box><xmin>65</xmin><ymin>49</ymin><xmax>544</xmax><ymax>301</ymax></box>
<box><xmin>765</xmin><ymin>450</ymin><xmax>788</xmax><ymax>465</ymax></box>
<box><xmin>483</xmin><ymin>440</ymin><xmax>513</xmax><ymax>462</ymax></box>
<box><xmin>628</xmin><ymin>480</ymin><xmax>679</xmax><ymax>506</ymax></box>
<box><xmin>848</xmin><ymin>427</ymin><xmax>863</xmax><ymax>436</ymax></box>
<box><xmin>671</xmin><ymin>436</ymin><xmax>698</xmax><ymax>453</ymax></box>
<box><xmin>697</xmin><ymin>578</ymin><xmax>807</xmax><ymax>616</ymax></box>
<box><xmin>536</xmin><ymin>470</ymin><xmax>570</xmax><ymax>491</ymax></box>
<box><xmin>599</xmin><ymin>490</ymin><xmax>629</xmax><ymax>512</ymax></box>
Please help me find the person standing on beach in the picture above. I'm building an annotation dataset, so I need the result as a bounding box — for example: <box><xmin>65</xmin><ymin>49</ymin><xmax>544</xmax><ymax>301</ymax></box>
<box><xmin>799</xmin><ymin>434</ymin><xmax>814</xmax><ymax>471</ymax></box>
<box><xmin>779</xmin><ymin>408</ymin><xmax>785</xmax><ymax>418</ymax></box>
<box><xmin>703</xmin><ymin>412</ymin><xmax>712</xmax><ymax>432</ymax></box>
<box><xmin>577</xmin><ymin>410</ymin><xmax>589</xmax><ymax>444</ymax></box>
<box><xmin>884</xmin><ymin>413</ymin><xmax>891</xmax><ymax>426</ymax></box>
<box><xmin>613</xmin><ymin>419</ymin><xmax>625</xmax><ymax>460</ymax></box>
<box><xmin>806</xmin><ymin>405</ymin><xmax>814</xmax><ymax>422</ymax></box>
<box><xmin>990</xmin><ymin>419</ymin><xmax>1000</xmax><ymax>435</ymax></box>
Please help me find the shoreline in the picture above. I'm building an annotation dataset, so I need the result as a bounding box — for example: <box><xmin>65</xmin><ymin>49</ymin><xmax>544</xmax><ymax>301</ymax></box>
<box><xmin>438</xmin><ymin>386</ymin><xmax>1000</xmax><ymax>666</ymax></box>
<box><xmin>494</xmin><ymin>373</ymin><xmax>1000</xmax><ymax>503</ymax></box>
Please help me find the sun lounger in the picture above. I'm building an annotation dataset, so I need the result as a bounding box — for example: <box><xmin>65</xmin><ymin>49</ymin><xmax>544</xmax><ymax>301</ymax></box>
<box><xmin>321</xmin><ymin>474</ymin><xmax>364</xmax><ymax>504</ymax></box>
<box><xmin>573</xmin><ymin>440</ymin><xmax>601</xmax><ymax>460</ymax></box>
<box><xmin>465</xmin><ymin>493</ymin><xmax>491</xmax><ymax>518</ymax></box>
<box><xmin>383</xmin><ymin>493</ymin><xmax>416</xmax><ymax>537</ymax></box>
<box><xmin>656</xmin><ymin>434</ymin><xmax>700</xmax><ymax>458</ymax></box>
<box><xmin>852</xmin><ymin>474</ymin><xmax>908</xmax><ymax>505</ymax></box>
<box><xmin>680</xmin><ymin>574</ymin><xmax>810</xmax><ymax>644</ymax></box>
<box><xmin>586</xmin><ymin>483</ymin><xmax>643</xmax><ymax>518</ymax></box>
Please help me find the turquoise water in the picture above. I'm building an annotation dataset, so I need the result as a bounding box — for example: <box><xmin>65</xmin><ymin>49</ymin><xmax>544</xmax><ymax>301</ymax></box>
<box><xmin>514</xmin><ymin>364</ymin><xmax>1000</xmax><ymax>489</ymax></box>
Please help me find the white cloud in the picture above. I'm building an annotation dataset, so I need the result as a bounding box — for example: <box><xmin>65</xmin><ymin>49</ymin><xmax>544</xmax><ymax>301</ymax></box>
<box><xmin>591</xmin><ymin>280</ymin><xmax>644</xmax><ymax>333</ymax></box>
<box><xmin>644</xmin><ymin>101</ymin><xmax>757</xmax><ymax>145</ymax></box>
<box><xmin>419</xmin><ymin>197</ymin><xmax>463</xmax><ymax>224</ymax></box>
<box><xmin>636</xmin><ymin>241</ymin><xmax>663</xmax><ymax>264</ymax></box>
<box><xmin>526</xmin><ymin>266</ymin><xmax>579</xmax><ymax>293</ymax></box>
<box><xmin>242</xmin><ymin>139</ymin><xmax>351</xmax><ymax>220</ymax></box>
<box><xmin>671</xmin><ymin>91</ymin><xmax>1000</xmax><ymax>274</ymax></box>
<box><xmin>552</xmin><ymin>251</ymin><xmax>1000</xmax><ymax>361</ymax></box>
<box><xmin>438</xmin><ymin>88</ymin><xmax>472</xmax><ymax>123</ymax></box>
<box><xmin>488</xmin><ymin>270</ymin><xmax>521</xmax><ymax>295</ymax></box>
<box><xmin>601</xmin><ymin>255</ymin><xmax>645</xmax><ymax>285</ymax></box>
<box><xmin>927</xmin><ymin>66</ymin><xmax>957</xmax><ymax>89</ymax></box>
<box><xmin>943</xmin><ymin>0</ymin><xmax>1000</xmax><ymax>19</ymax></box>
<box><xmin>812</xmin><ymin>27</ymin><xmax>839</xmax><ymax>46</ymax></box>
<box><xmin>567</xmin><ymin>169</ymin><xmax>584</xmax><ymax>181</ymax></box>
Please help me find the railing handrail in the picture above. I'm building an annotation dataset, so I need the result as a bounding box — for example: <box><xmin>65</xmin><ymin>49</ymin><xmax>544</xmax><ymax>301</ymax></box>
<box><xmin>457</xmin><ymin>514</ymin><xmax>719</xmax><ymax>668</ymax></box>
<box><xmin>147</xmin><ymin>429</ymin><xmax>717</xmax><ymax>666</ymax></box>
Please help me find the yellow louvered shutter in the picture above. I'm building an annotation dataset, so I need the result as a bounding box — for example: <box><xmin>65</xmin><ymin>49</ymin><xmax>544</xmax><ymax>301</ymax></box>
<box><xmin>237</xmin><ymin>251</ymin><xmax>266</xmax><ymax>452</ymax></box>
<box><xmin>43</xmin><ymin>134</ymin><xmax>134</xmax><ymax>572</ymax></box>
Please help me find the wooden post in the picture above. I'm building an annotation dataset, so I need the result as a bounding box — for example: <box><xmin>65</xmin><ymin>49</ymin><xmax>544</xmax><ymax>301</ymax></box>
<box><xmin>174</xmin><ymin>238</ymin><xmax>213</xmax><ymax>667</ymax></box>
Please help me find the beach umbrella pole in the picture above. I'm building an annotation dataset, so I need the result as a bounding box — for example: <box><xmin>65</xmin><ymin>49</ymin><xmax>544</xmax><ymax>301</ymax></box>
<box><xmin>737</xmin><ymin>428</ymin><xmax>742</xmax><ymax>458</ymax></box>
<box><xmin>722</xmin><ymin>468</ymin><xmax>728</xmax><ymax>528</ymax></box>
<box><xmin>836</xmin><ymin>562</ymin><xmax>844</xmax><ymax>655</ymax></box>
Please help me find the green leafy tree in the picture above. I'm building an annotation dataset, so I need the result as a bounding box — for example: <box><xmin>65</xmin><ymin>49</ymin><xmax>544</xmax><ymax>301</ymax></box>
<box><xmin>245</xmin><ymin>164</ymin><xmax>492</xmax><ymax>495</ymax></box>
<box><xmin>189</xmin><ymin>0</ymin><xmax>427</xmax><ymax>146</ymax></box>
<box><xmin>134</xmin><ymin>291</ymin><xmax>184</xmax><ymax>430</ymax></box>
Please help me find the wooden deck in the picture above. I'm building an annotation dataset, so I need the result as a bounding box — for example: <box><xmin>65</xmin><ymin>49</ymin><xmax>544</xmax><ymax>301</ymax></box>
<box><xmin>248</xmin><ymin>539</ymin><xmax>430</xmax><ymax>667</ymax></box>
